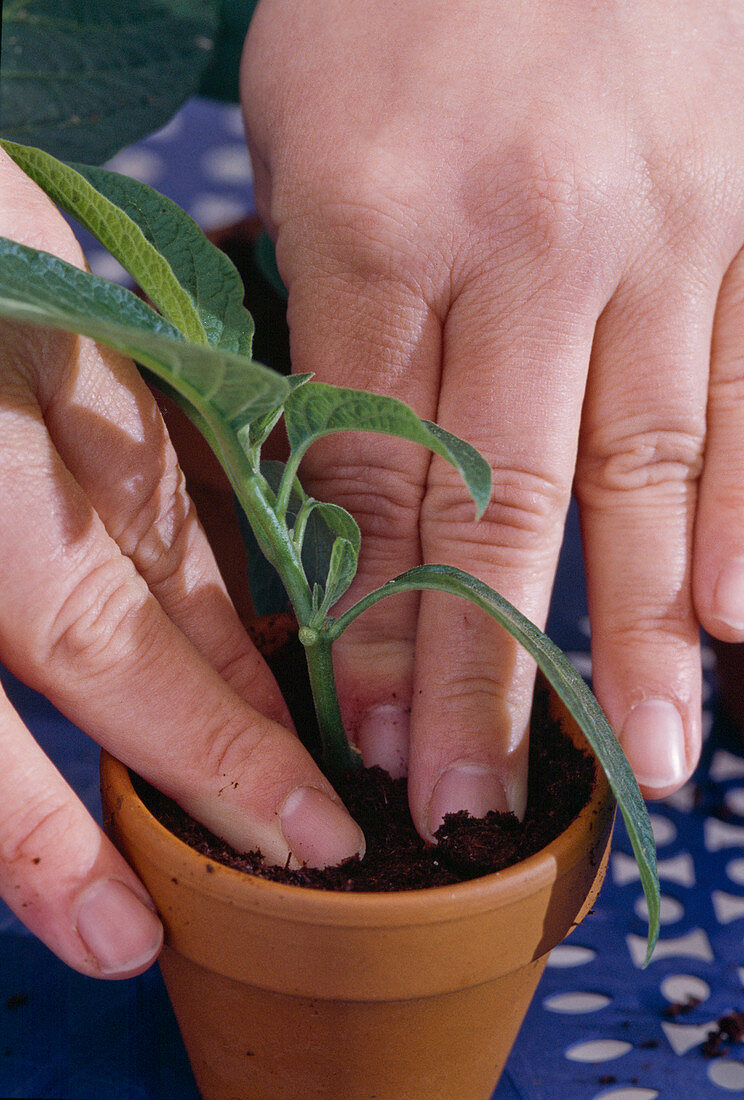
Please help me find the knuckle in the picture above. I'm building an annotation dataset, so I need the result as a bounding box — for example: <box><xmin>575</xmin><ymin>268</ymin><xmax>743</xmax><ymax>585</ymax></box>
<box><xmin>115</xmin><ymin>456</ymin><xmax>198</xmax><ymax>589</ymax></box>
<box><xmin>45</xmin><ymin>555</ymin><xmax>152</xmax><ymax>677</ymax></box>
<box><xmin>492</xmin><ymin>140</ymin><xmax>607</xmax><ymax>263</ymax></box>
<box><xmin>282</xmin><ymin>156</ymin><xmax>446</xmax><ymax>296</ymax></box>
<box><xmin>422</xmin><ymin>464</ymin><xmax>569</xmax><ymax>563</ymax></box>
<box><xmin>599</xmin><ymin>610</ymin><xmax>694</xmax><ymax>655</ymax></box>
<box><xmin>576</xmin><ymin>423</ymin><xmax>705</xmax><ymax>502</ymax></box>
<box><xmin>198</xmin><ymin>711</ymin><xmax>271</xmax><ymax>790</ymax></box>
<box><xmin>307</xmin><ymin>460</ymin><xmax>423</xmax><ymax>547</ymax></box>
<box><xmin>0</xmin><ymin>791</ymin><xmax>79</xmax><ymax>869</ymax></box>
<box><xmin>639</xmin><ymin>144</ymin><xmax>733</xmax><ymax>260</ymax></box>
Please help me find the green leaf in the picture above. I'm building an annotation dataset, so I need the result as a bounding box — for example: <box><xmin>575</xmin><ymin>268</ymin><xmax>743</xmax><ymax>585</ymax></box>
<box><xmin>245</xmin><ymin>373</ymin><xmax>313</xmax><ymax>451</ymax></box>
<box><xmin>258</xmin><ymin>461</ymin><xmax>361</xmax><ymax>602</ymax></box>
<box><xmin>321</xmin><ymin>537</ymin><xmax>358</xmax><ymax>613</ymax></box>
<box><xmin>1</xmin><ymin>140</ymin><xmax>255</xmax><ymax>356</ymax></box>
<box><xmin>0</xmin><ymin>237</ymin><xmax>287</xmax><ymax>434</ymax></box>
<box><xmin>0</xmin><ymin>0</ymin><xmax>220</xmax><ymax>164</ymax></box>
<box><xmin>328</xmin><ymin>563</ymin><xmax>660</xmax><ymax>963</ymax></box>
<box><xmin>302</xmin><ymin>503</ymin><xmax>361</xmax><ymax>612</ymax></box>
<box><xmin>283</xmin><ymin>381</ymin><xmax>492</xmax><ymax>519</ymax></box>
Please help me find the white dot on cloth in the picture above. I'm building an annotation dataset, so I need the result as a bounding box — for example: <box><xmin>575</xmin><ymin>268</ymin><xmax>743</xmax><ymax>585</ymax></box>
<box><xmin>660</xmin><ymin>974</ymin><xmax>710</xmax><ymax>1004</ymax></box>
<box><xmin>725</xmin><ymin>787</ymin><xmax>744</xmax><ymax>817</ymax></box>
<box><xmin>712</xmin><ymin>890</ymin><xmax>744</xmax><ymax>924</ymax></box>
<box><xmin>726</xmin><ymin>857</ymin><xmax>744</xmax><ymax>886</ymax></box>
<box><xmin>648</xmin><ymin>813</ymin><xmax>677</xmax><ymax>846</ymax></box>
<box><xmin>664</xmin><ymin>784</ymin><xmax>698</xmax><ymax>812</ymax></box>
<box><xmin>201</xmin><ymin>145</ymin><xmax>253</xmax><ymax>185</ymax></box>
<box><xmin>701</xmin><ymin>644</ymin><xmax>716</xmax><ymax>670</ymax></box>
<box><xmin>543</xmin><ymin>991</ymin><xmax>610</xmax><ymax>1014</ymax></box>
<box><xmin>86</xmin><ymin>252</ymin><xmax>132</xmax><ymax>285</ymax></box>
<box><xmin>614</xmin><ymin>851</ymin><xmax>695</xmax><ymax>888</ymax></box>
<box><xmin>708</xmin><ymin>1060</ymin><xmax>744</xmax><ymax>1091</ymax></box>
<box><xmin>104</xmin><ymin>147</ymin><xmax>165</xmax><ymax>184</ymax></box>
<box><xmin>705</xmin><ymin>817</ymin><xmax>744</xmax><ymax>851</ymax></box>
<box><xmin>188</xmin><ymin>195</ymin><xmax>250</xmax><ymax>229</ymax></box>
<box><xmin>661</xmin><ymin>1018</ymin><xmax>720</xmax><ymax>1056</ymax></box>
<box><xmin>567</xmin><ymin>651</ymin><xmax>592</xmax><ymax>678</ymax></box>
<box><xmin>221</xmin><ymin>104</ymin><xmax>247</xmax><ymax>138</ymax></box>
<box><xmin>147</xmin><ymin>113</ymin><xmax>184</xmax><ymax>142</ymax></box>
<box><xmin>710</xmin><ymin>750</ymin><xmax>744</xmax><ymax>782</ymax></box>
<box><xmin>590</xmin><ymin>1089</ymin><xmax>659</xmax><ymax>1100</ymax></box>
<box><xmin>626</xmin><ymin>928</ymin><xmax>713</xmax><ymax>968</ymax></box>
<box><xmin>546</xmin><ymin>944</ymin><xmax>596</xmax><ymax>968</ymax></box>
<box><xmin>634</xmin><ymin>892</ymin><xmax>684</xmax><ymax>924</ymax></box>
<box><xmin>565</xmin><ymin>1039</ymin><xmax>632</xmax><ymax>1063</ymax></box>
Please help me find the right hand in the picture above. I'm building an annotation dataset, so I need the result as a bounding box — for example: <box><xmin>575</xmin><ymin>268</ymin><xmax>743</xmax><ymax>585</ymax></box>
<box><xmin>0</xmin><ymin>149</ymin><xmax>364</xmax><ymax>979</ymax></box>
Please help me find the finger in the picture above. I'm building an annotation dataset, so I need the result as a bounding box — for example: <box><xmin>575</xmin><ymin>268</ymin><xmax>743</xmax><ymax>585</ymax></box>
<box><xmin>575</xmin><ymin>264</ymin><xmax>717</xmax><ymax>797</ymax></box>
<box><xmin>0</xmin><ymin>149</ymin><xmax>288</xmax><ymax>723</ymax></box>
<box><xmin>37</xmin><ymin>330</ymin><xmax>290</xmax><ymax>725</ymax></box>
<box><xmin>694</xmin><ymin>247</ymin><xmax>744</xmax><ymax>640</ymax></box>
<box><xmin>409</xmin><ymin>264</ymin><xmax>599</xmax><ymax>837</ymax></box>
<box><xmin>278</xmin><ymin>211</ymin><xmax>445</xmax><ymax>777</ymax></box>
<box><xmin>0</xmin><ymin>684</ymin><xmax>163</xmax><ymax>978</ymax></box>
<box><xmin>0</xmin><ymin>389</ymin><xmax>364</xmax><ymax>870</ymax></box>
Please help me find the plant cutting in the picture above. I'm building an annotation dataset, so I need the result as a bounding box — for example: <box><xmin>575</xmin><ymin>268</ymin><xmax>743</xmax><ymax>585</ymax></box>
<box><xmin>0</xmin><ymin>139</ymin><xmax>660</xmax><ymax>1099</ymax></box>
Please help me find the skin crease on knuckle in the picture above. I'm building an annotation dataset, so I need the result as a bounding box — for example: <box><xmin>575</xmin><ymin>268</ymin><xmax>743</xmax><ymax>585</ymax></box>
<box><xmin>42</xmin><ymin>554</ymin><xmax>156</xmax><ymax>685</ymax></box>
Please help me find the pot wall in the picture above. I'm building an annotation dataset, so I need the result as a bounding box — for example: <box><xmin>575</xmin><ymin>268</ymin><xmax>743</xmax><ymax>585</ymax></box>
<box><xmin>100</xmin><ymin>686</ymin><xmax>614</xmax><ymax>1100</ymax></box>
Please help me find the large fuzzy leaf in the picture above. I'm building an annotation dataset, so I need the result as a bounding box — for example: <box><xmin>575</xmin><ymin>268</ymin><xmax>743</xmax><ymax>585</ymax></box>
<box><xmin>0</xmin><ymin>238</ymin><xmax>287</xmax><ymax>434</ymax></box>
<box><xmin>328</xmin><ymin>563</ymin><xmax>660</xmax><ymax>964</ymax></box>
<box><xmin>1</xmin><ymin>140</ymin><xmax>254</xmax><ymax>356</ymax></box>
<box><xmin>284</xmin><ymin>381</ymin><xmax>492</xmax><ymax>519</ymax></box>
<box><xmin>0</xmin><ymin>0</ymin><xmax>219</xmax><ymax>164</ymax></box>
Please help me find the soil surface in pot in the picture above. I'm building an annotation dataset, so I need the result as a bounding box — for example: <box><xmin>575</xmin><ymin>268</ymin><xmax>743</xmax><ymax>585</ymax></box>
<box><xmin>135</xmin><ymin>616</ymin><xmax>596</xmax><ymax>891</ymax></box>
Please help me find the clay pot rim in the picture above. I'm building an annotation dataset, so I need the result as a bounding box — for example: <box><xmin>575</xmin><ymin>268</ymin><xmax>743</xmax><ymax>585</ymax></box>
<box><xmin>101</xmin><ymin>744</ymin><xmax>614</xmax><ymax>928</ymax></box>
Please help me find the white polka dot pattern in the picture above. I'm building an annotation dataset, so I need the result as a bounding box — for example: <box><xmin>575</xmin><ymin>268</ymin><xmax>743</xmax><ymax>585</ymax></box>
<box><xmin>566</xmin><ymin>1039</ymin><xmax>633</xmax><ymax>1063</ymax></box>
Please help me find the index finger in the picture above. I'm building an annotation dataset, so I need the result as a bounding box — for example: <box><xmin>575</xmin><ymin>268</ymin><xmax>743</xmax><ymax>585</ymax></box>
<box><xmin>0</xmin><ymin>383</ymin><xmax>365</xmax><ymax>871</ymax></box>
<box><xmin>410</xmin><ymin>252</ymin><xmax>601</xmax><ymax>838</ymax></box>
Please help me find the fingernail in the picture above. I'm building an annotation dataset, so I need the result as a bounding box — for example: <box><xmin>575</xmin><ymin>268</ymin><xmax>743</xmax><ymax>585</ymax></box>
<box><xmin>280</xmin><ymin>786</ymin><xmax>365</xmax><ymax>869</ymax></box>
<box><xmin>427</xmin><ymin>760</ymin><xmax>508</xmax><ymax>838</ymax></box>
<box><xmin>76</xmin><ymin>880</ymin><xmax>163</xmax><ymax>976</ymax></box>
<box><xmin>714</xmin><ymin>557</ymin><xmax>744</xmax><ymax>631</ymax></box>
<box><xmin>356</xmin><ymin>704</ymin><xmax>409</xmax><ymax>778</ymax></box>
<box><xmin>620</xmin><ymin>699</ymin><xmax>687</xmax><ymax>789</ymax></box>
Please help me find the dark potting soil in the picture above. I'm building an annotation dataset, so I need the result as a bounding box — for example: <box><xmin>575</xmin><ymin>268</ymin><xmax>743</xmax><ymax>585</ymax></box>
<box><xmin>135</xmin><ymin>615</ymin><xmax>596</xmax><ymax>891</ymax></box>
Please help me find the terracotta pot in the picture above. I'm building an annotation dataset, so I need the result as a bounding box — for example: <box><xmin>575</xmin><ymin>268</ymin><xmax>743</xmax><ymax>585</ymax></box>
<box><xmin>100</xmin><ymin>684</ymin><xmax>614</xmax><ymax>1100</ymax></box>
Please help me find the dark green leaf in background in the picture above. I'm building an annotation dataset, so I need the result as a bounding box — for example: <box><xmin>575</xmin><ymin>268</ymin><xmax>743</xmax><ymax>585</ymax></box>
<box><xmin>0</xmin><ymin>0</ymin><xmax>220</xmax><ymax>164</ymax></box>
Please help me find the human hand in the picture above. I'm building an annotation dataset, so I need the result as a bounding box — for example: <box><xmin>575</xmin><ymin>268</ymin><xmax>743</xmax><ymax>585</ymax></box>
<box><xmin>242</xmin><ymin>0</ymin><xmax>744</xmax><ymax>830</ymax></box>
<box><xmin>0</xmin><ymin>150</ymin><xmax>363</xmax><ymax>978</ymax></box>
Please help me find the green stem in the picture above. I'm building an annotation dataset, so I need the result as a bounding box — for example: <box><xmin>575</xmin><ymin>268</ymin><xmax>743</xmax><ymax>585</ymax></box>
<box><xmin>275</xmin><ymin>446</ymin><xmax>305</xmax><ymax>522</ymax></box>
<box><xmin>302</xmin><ymin>629</ymin><xmax>362</xmax><ymax>778</ymax></box>
<box><xmin>292</xmin><ymin>492</ymin><xmax>316</xmax><ymax>551</ymax></box>
<box><xmin>149</xmin><ymin>384</ymin><xmax>359</xmax><ymax>774</ymax></box>
<box><xmin>140</xmin><ymin>383</ymin><xmax>360</xmax><ymax>776</ymax></box>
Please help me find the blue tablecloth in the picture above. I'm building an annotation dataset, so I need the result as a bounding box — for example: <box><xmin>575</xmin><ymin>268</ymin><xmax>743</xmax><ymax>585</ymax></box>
<box><xmin>2</xmin><ymin>98</ymin><xmax>743</xmax><ymax>1100</ymax></box>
